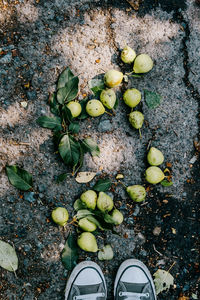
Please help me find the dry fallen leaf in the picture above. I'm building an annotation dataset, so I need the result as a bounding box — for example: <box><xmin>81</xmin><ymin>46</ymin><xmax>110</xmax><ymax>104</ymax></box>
<box><xmin>75</xmin><ymin>172</ymin><xmax>96</xmax><ymax>183</ymax></box>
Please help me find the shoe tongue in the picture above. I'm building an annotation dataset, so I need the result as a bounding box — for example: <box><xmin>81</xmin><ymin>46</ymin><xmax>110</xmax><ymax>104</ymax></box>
<box><xmin>73</xmin><ymin>283</ymin><xmax>105</xmax><ymax>300</ymax></box>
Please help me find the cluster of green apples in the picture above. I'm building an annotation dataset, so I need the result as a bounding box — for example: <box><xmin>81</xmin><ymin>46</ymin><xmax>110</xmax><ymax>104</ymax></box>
<box><xmin>51</xmin><ymin>190</ymin><xmax>124</xmax><ymax>253</ymax></box>
<box><xmin>121</xmin><ymin>46</ymin><xmax>153</xmax><ymax>133</ymax></box>
<box><xmin>145</xmin><ymin>147</ymin><xmax>165</xmax><ymax>184</ymax></box>
<box><xmin>77</xmin><ymin>190</ymin><xmax>123</xmax><ymax>252</ymax></box>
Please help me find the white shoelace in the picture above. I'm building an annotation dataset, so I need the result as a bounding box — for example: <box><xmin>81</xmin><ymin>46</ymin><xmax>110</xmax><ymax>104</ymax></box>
<box><xmin>119</xmin><ymin>291</ymin><xmax>149</xmax><ymax>300</ymax></box>
<box><xmin>73</xmin><ymin>292</ymin><xmax>105</xmax><ymax>299</ymax></box>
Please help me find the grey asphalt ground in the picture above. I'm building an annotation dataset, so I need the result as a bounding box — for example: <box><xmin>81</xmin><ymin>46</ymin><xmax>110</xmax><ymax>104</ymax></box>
<box><xmin>0</xmin><ymin>1</ymin><xmax>199</xmax><ymax>299</ymax></box>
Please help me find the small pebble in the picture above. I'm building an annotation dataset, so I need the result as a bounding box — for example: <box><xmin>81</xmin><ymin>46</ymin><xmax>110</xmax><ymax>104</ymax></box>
<box><xmin>0</xmin><ymin>53</ymin><xmax>12</xmax><ymax>64</ymax></box>
<box><xmin>98</xmin><ymin>120</ymin><xmax>113</xmax><ymax>132</ymax></box>
<box><xmin>24</xmin><ymin>192</ymin><xmax>36</xmax><ymax>203</ymax></box>
<box><xmin>153</xmin><ymin>226</ymin><xmax>161</xmax><ymax>236</ymax></box>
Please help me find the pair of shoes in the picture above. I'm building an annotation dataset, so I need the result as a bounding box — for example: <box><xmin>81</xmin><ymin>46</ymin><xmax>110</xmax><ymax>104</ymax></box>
<box><xmin>65</xmin><ymin>259</ymin><xmax>157</xmax><ymax>300</ymax></box>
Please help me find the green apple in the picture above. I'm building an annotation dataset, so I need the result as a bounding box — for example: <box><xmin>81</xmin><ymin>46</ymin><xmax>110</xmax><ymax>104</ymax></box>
<box><xmin>123</xmin><ymin>88</ymin><xmax>141</xmax><ymax>108</ymax></box>
<box><xmin>78</xmin><ymin>218</ymin><xmax>97</xmax><ymax>232</ymax></box>
<box><xmin>104</xmin><ymin>69</ymin><xmax>123</xmax><ymax>88</ymax></box>
<box><xmin>100</xmin><ymin>89</ymin><xmax>116</xmax><ymax>109</ymax></box>
<box><xmin>86</xmin><ymin>100</ymin><xmax>105</xmax><ymax>117</ymax></box>
<box><xmin>147</xmin><ymin>147</ymin><xmax>164</xmax><ymax>166</ymax></box>
<box><xmin>97</xmin><ymin>192</ymin><xmax>114</xmax><ymax>212</ymax></box>
<box><xmin>126</xmin><ymin>185</ymin><xmax>146</xmax><ymax>202</ymax></box>
<box><xmin>66</xmin><ymin>101</ymin><xmax>82</xmax><ymax>118</ymax></box>
<box><xmin>80</xmin><ymin>190</ymin><xmax>97</xmax><ymax>210</ymax></box>
<box><xmin>77</xmin><ymin>232</ymin><xmax>98</xmax><ymax>252</ymax></box>
<box><xmin>129</xmin><ymin>111</ymin><xmax>144</xmax><ymax>129</ymax></box>
<box><xmin>110</xmin><ymin>209</ymin><xmax>124</xmax><ymax>225</ymax></box>
<box><xmin>51</xmin><ymin>207</ymin><xmax>69</xmax><ymax>226</ymax></box>
<box><xmin>121</xmin><ymin>46</ymin><xmax>136</xmax><ymax>64</ymax></box>
<box><xmin>145</xmin><ymin>166</ymin><xmax>165</xmax><ymax>184</ymax></box>
<box><xmin>133</xmin><ymin>54</ymin><xmax>153</xmax><ymax>73</ymax></box>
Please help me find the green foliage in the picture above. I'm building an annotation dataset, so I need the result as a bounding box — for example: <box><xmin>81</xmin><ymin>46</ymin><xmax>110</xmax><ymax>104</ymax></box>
<box><xmin>61</xmin><ymin>233</ymin><xmax>79</xmax><ymax>271</ymax></box>
<box><xmin>82</xmin><ymin>138</ymin><xmax>100</xmax><ymax>157</ymax></box>
<box><xmin>93</xmin><ymin>178</ymin><xmax>111</xmax><ymax>192</ymax></box>
<box><xmin>6</xmin><ymin>165</ymin><xmax>33</xmax><ymax>191</ymax></box>
<box><xmin>144</xmin><ymin>90</ymin><xmax>162</xmax><ymax>109</ymax></box>
<box><xmin>161</xmin><ymin>180</ymin><xmax>173</xmax><ymax>187</ymax></box>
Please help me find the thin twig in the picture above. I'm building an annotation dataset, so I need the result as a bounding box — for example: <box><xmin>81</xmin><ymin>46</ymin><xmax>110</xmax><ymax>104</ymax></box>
<box><xmin>153</xmin><ymin>244</ymin><xmax>163</xmax><ymax>256</ymax></box>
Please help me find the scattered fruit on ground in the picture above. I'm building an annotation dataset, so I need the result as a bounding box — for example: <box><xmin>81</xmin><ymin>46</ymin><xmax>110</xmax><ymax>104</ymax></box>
<box><xmin>121</xmin><ymin>45</ymin><xmax>136</xmax><ymax>64</ymax></box>
<box><xmin>123</xmin><ymin>88</ymin><xmax>141</xmax><ymax>108</ymax></box>
<box><xmin>77</xmin><ymin>232</ymin><xmax>98</xmax><ymax>252</ymax></box>
<box><xmin>104</xmin><ymin>69</ymin><xmax>123</xmax><ymax>87</ymax></box>
<box><xmin>98</xmin><ymin>245</ymin><xmax>114</xmax><ymax>260</ymax></box>
<box><xmin>51</xmin><ymin>207</ymin><xmax>69</xmax><ymax>226</ymax></box>
<box><xmin>145</xmin><ymin>166</ymin><xmax>165</xmax><ymax>184</ymax></box>
<box><xmin>66</xmin><ymin>101</ymin><xmax>82</xmax><ymax>118</ymax></box>
<box><xmin>110</xmin><ymin>209</ymin><xmax>124</xmax><ymax>225</ymax></box>
<box><xmin>80</xmin><ymin>190</ymin><xmax>97</xmax><ymax>210</ymax></box>
<box><xmin>97</xmin><ymin>192</ymin><xmax>114</xmax><ymax>212</ymax></box>
<box><xmin>126</xmin><ymin>185</ymin><xmax>146</xmax><ymax>202</ymax></box>
<box><xmin>86</xmin><ymin>99</ymin><xmax>105</xmax><ymax>117</ymax></box>
<box><xmin>78</xmin><ymin>217</ymin><xmax>97</xmax><ymax>232</ymax></box>
<box><xmin>100</xmin><ymin>89</ymin><xmax>116</xmax><ymax>109</ymax></box>
<box><xmin>133</xmin><ymin>54</ymin><xmax>153</xmax><ymax>73</ymax></box>
<box><xmin>129</xmin><ymin>111</ymin><xmax>144</xmax><ymax>129</ymax></box>
<box><xmin>147</xmin><ymin>147</ymin><xmax>164</xmax><ymax>166</ymax></box>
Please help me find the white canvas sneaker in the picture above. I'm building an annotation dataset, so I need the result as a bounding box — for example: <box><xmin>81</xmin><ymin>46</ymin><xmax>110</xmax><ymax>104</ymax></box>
<box><xmin>65</xmin><ymin>261</ymin><xmax>107</xmax><ymax>300</ymax></box>
<box><xmin>114</xmin><ymin>259</ymin><xmax>157</xmax><ymax>300</ymax></box>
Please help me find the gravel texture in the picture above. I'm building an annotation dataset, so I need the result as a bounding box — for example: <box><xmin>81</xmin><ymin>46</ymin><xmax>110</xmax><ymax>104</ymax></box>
<box><xmin>0</xmin><ymin>0</ymin><xmax>199</xmax><ymax>299</ymax></box>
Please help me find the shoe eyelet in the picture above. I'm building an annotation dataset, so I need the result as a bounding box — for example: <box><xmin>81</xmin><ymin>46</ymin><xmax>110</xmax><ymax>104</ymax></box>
<box><xmin>119</xmin><ymin>291</ymin><xmax>123</xmax><ymax>297</ymax></box>
<box><xmin>145</xmin><ymin>293</ymin><xmax>149</xmax><ymax>298</ymax></box>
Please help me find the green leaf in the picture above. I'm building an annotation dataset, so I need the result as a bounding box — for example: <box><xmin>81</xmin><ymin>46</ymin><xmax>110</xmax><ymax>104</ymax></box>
<box><xmin>53</xmin><ymin>132</ymin><xmax>65</xmax><ymax>147</ymax></box>
<box><xmin>88</xmin><ymin>78</ymin><xmax>105</xmax><ymax>97</ymax></box>
<box><xmin>82</xmin><ymin>138</ymin><xmax>100</xmax><ymax>157</ymax></box>
<box><xmin>58</xmin><ymin>134</ymin><xmax>80</xmax><ymax>167</ymax></box>
<box><xmin>78</xmin><ymin>98</ymin><xmax>90</xmax><ymax>120</ymax></box>
<box><xmin>56</xmin><ymin>173</ymin><xmax>68</xmax><ymax>183</ymax></box>
<box><xmin>57</xmin><ymin>77</ymin><xmax>79</xmax><ymax>104</ymax></box>
<box><xmin>57</xmin><ymin>67</ymin><xmax>75</xmax><ymax>89</ymax></box>
<box><xmin>62</xmin><ymin>106</ymin><xmax>73</xmax><ymax>124</ymax></box>
<box><xmin>104</xmin><ymin>213</ymin><xmax>116</xmax><ymax>224</ymax></box>
<box><xmin>86</xmin><ymin>215</ymin><xmax>104</xmax><ymax>230</ymax></box>
<box><xmin>98</xmin><ymin>245</ymin><xmax>114</xmax><ymax>261</ymax></box>
<box><xmin>73</xmin><ymin>199</ymin><xmax>87</xmax><ymax>211</ymax></box>
<box><xmin>61</xmin><ymin>233</ymin><xmax>79</xmax><ymax>271</ymax></box>
<box><xmin>36</xmin><ymin>116</ymin><xmax>62</xmax><ymax>130</ymax></box>
<box><xmin>6</xmin><ymin>165</ymin><xmax>33</xmax><ymax>191</ymax></box>
<box><xmin>144</xmin><ymin>90</ymin><xmax>163</xmax><ymax>109</ymax></box>
<box><xmin>0</xmin><ymin>241</ymin><xmax>18</xmax><ymax>272</ymax></box>
<box><xmin>49</xmin><ymin>93</ymin><xmax>60</xmax><ymax>116</ymax></box>
<box><xmin>161</xmin><ymin>180</ymin><xmax>173</xmax><ymax>187</ymax></box>
<box><xmin>76</xmin><ymin>209</ymin><xmax>94</xmax><ymax>220</ymax></box>
<box><xmin>153</xmin><ymin>269</ymin><xmax>174</xmax><ymax>295</ymax></box>
<box><xmin>93</xmin><ymin>178</ymin><xmax>111</xmax><ymax>192</ymax></box>
<box><xmin>69</xmin><ymin>122</ymin><xmax>80</xmax><ymax>134</ymax></box>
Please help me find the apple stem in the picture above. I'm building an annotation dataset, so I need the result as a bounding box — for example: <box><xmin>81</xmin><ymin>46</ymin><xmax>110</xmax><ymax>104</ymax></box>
<box><xmin>105</xmin><ymin>110</ymin><xmax>113</xmax><ymax>116</ymax></box>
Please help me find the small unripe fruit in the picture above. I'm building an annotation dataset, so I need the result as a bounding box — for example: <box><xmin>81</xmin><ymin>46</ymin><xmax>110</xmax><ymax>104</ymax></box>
<box><xmin>110</xmin><ymin>209</ymin><xmax>124</xmax><ymax>225</ymax></box>
<box><xmin>86</xmin><ymin>100</ymin><xmax>105</xmax><ymax>117</ymax></box>
<box><xmin>78</xmin><ymin>218</ymin><xmax>97</xmax><ymax>232</ymax></box>
<box><xmin>80</xmin><ymin>190</ymin><xmax>97</xmax><ymax>210</ymax></box>
<box><xmin>51</xmin><ymin>207</ymin><xmax>69</xmax><ymax>226</ymax></box>
<box><xmin>97</xmin><ymin>192</ymin><xmax>114</xmax><ymax>212</ymax></box>
<box><xmin>145</xmin><ymin>166</ymin><xmax>165</xmax><ymax>184</ymax></box>
<box><xmin>100</xmin><ymin>89</ymin><xmax>116</xmax><ymax>109</ymax></box>
<box><xmin>147</xmin><ymin>147</ymin><xmax>164</xmax><ymax>166</ymax></box>
<box><xmin>121</xmin><ymin>46</ymin><xmax>136</xmax><ymax>64</ymax></box>
<box><xmin>133</xmin><ymin>54</ymin><xmax>153</xmax><ymax>73</ymax></box>
<box><xmin>129</xmin><ymin>111</ymin><xmax>144</xmax><ymax>129</ymax></box>
<box><xmin>77</xmin><ymin>232</ymin><xmax>98</xmax><ymax>252</ymax></box>
<box><xmin>104</xmin><ymin>69</ymin><xmax>123</xmax><ymax>88</ymax></box>
<box><xmin>66</xmin><ymin>101</ymin><xmax>82</xmax><ymax>118</ymax></box>
<box><xmin>123</xmin><ymin>89</ymin><xmax>141</xmax><ymax>108</ymax></box>
<box><xmin>126</xmin><ymin>185</ymin><xmax>146</xmax><ymax>202</ymax></box>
